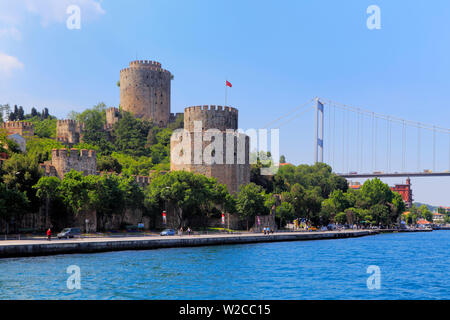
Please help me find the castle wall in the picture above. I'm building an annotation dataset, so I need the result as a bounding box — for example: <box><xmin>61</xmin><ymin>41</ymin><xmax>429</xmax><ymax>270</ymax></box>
<box><xmin>169</xmin><ymin>112</ymin><xmax>183</xmax><ymax>124</ymax></box>
<box><xmin>0</xmin><ymin>121</ymin><xmax>34</xmax><ymax>137</ymax></box>
<box><xmin>120</xmin><ymin>60</ymin><xmax>172</xmax><ymax>127</ymax></box>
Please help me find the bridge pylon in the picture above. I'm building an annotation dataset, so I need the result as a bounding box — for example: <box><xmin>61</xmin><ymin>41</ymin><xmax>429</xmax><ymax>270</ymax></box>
<box><xmin>314</xmin><ymin>98</ymin><xmax>324</xmax><ymax>163</ymax></box>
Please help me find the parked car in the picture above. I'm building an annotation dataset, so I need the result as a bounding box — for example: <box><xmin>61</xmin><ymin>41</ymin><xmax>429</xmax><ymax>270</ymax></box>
<box><xmin>327</xmin><ymin>224</ymin><xmax>337</xmax><ymax>231</ymax></box>
<box><xmin>160</xmin><ymin>229</ymin><xmax>175</xmax><ymax>236</ymax></box>
<box><xmin>57</xmin><ymin>227</ymin><xmax>81</xmax><ymax>239</ymax></box>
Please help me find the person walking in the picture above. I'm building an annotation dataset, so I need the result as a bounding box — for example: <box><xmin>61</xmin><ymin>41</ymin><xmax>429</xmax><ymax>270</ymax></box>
<box><xmin>47</xmin><ymin>228</ymin><xmax>52</xmax><ymax>241</ymax></box>
<box><xmin>187</xmin><ymin>227</ymin><xmax>191</xmax><ymax>236</ymax></box>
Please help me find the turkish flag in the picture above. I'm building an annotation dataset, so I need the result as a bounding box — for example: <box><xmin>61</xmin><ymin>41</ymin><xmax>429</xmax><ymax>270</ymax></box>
<box><xmin>226</xmin><ymin>80</ymin><xmax>232</xmax><ymax>87</ymax></box>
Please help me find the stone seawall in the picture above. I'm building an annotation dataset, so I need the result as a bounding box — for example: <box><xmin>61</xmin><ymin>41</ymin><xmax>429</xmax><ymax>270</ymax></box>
<box><xmin>0</xmin><ymin>230</ymin><xmax>378</xmax><ymax>258</ymax></box>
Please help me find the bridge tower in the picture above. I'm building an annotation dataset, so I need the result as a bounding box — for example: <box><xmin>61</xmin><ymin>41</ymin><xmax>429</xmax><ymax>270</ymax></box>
<box><xmin>314</xmin><ymin>98</ymin><xmax>324</xmax><ymax>163</ymax></box>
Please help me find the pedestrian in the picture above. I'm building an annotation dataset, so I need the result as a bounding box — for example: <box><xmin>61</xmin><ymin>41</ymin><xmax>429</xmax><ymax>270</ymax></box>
<box><xmin>47</xmin><ymin>228</ymin><xmax>52</xmax><ymax>241</ymax></box>
<box><xmin>263</xmin><ymin>227</ymin><xmax>266</xmax><ymax>235</ymax></box>
<box><xmin>187</xmin><ymin>227</ymin><xmax>191</xmax><ymax>236</ymax></box>
<box><xmin>179</xmin><ymin>226</ymin><xmax>183</xmax><ymax>236</ymax></box>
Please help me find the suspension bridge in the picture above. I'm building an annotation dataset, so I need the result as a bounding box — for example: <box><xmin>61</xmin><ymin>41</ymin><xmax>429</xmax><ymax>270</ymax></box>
<box><xmin>264</xmin><ymin>97</ymin><xmax>450</xmax><ymax>178</ymax></box>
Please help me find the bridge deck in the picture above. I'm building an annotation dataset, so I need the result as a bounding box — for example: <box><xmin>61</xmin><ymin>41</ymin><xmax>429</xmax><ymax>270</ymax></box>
<box><xmin>338</xmin><ymin>172</ymin><xmax>450</xmax><ymax>178</ymax></box>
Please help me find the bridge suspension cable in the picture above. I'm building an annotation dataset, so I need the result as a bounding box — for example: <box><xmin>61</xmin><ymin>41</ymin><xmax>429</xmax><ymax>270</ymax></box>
<box><xmin>262</xmin><ymin>98</ymin><xmax>315</xmax><ymax>129</ymax></box>
<box><xmin>319</xmin><ymin>98</ymin><xmax>450</xmax><ymax>134</ymax></box>
<box><xmin>318</xmin><ymin>97</ymin><xmax>450</xmax><ymax>174</ymax></box>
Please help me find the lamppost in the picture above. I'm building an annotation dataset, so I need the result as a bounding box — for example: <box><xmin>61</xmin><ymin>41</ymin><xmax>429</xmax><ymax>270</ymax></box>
<box><xmin>163</xmin><ymin>186</ymin><xmax>170</xmax><ymax>228</ymax></box>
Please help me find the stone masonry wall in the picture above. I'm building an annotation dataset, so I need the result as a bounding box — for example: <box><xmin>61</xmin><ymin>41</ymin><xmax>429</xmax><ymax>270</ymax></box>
<box><xmin>170</xmin><ymin>105</ymin><xmax>250</xmax><ymax>194</ymax></box>
<box><xmin>120</xmin><ymin>60</ymin><xmax>172</xmax><ymax>127</ymax></box>
<box><xmin>41</xmin><ymin>148</ymin><xmax>97</xmax><ymax>179</ymax></box>
<box><xmin>56</xmin><ymin>120</ymin><xmax>84</xmax><ymax>144</ymax></box>
<box><xmin>1</xmin><ymin>121</ymin><xmax>34</xmax><ymax>137</ymax></box>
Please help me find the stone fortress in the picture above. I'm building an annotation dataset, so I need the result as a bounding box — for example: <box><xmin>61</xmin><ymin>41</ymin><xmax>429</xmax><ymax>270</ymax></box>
<box><xmin>0</xmin><ymin>59</ymin><xmax>251</xmax><ymax>232</ymax></box>
<box><xmin>120</xmin><ymin>60</ymin><xmax>173</xmax><ymax>127</ymax></box>
<box><xmin>41</xmin><ymin>59</ymin><xmax>250</xmax><ymax>194</ymax></box>
<box><xmin>170</xmin><ymin>105</ymin><xmax>250</xmax><ymax>194</ymax></box>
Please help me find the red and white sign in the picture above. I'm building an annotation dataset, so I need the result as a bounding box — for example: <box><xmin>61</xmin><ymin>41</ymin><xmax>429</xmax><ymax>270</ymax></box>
<box><xmin>221</xmin><ymin>213</ymin><xmax>225</xmax><ymax>225</ymax></box>
<box><xmin>162</xmin><ymin>211</ymin><xmax>167</xmax><ymax>224</ymax></box>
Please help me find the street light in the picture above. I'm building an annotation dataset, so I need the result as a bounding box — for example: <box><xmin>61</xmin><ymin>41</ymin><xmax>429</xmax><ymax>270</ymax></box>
<box><xmin>164</xmin><ymin>186</ymin><xmax>170</xmax><ymax>228</ymax></box>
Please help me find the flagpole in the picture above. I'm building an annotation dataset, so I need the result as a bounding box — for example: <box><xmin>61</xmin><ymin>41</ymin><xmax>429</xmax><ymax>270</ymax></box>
<box><xmin>225</xmin><ymin>79</ymin><xmax>228</xmax><ymax>107</ymax></box>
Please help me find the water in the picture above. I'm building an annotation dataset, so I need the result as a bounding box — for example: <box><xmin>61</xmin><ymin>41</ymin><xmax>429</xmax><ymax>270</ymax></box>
<box><xmin>0</xmin><ymin>231</ymin><xmax>449</xmax><ymax>300</ymax></box>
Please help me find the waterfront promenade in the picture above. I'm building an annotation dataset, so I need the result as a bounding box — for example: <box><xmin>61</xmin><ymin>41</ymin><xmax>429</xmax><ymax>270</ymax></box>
<box><xmin>0</xmin><ymin>229</ymin><xmax>432</xmax><ymax>258</ymax></box>
<box><xmin>0</xmin><ymin>230</ymin><xmax>381</xmax><ymax>258</ymax></box>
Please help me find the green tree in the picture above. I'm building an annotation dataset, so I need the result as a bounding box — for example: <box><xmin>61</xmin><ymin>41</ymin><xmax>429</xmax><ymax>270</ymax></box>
<box><xmin>113</xmin><ymin>111</ymin><xmax>152</xmax><ymax>157</ymax></box>
<box><xmin>2</xmin><ymin>153</ymin><xmax>42</xmax><ymax>210</ymax></box>
<box><xmin>335</xmin><ymin>212</ymin><xmax>347</xmax><ymax>224</ymax></box>
<box><xmin>145</xmin><ymin>171</ymin><xmax>229</xmax><ymax>228</ymax></box>
<box><xmin>26</xmin><ymin>136</ymin><xmax>64</xmax><ymax>163</ymax></box>
<box><xmin>28</xmin><ymin>117</ymin><xmax>57</xmax><ymax>138</ymax></box>
<box><xmin>236</xmin><ymin>183</ymin><xmax>268</xmax><ymax>230</ymax></box>
<box><xmin>86</xmin><ymin>174</ymin><xmax>126</xmax><ymax>229</ymax></box>
<box><xmin>58</xmin><ymin>170</ymin><xmax>91</xmax><ymax>216</ymax></box>
<box><xmin>97</xmin><ymin>155</ymin><xmax>122</xmax><ymax>173</ymax></box>
<box><xmin>73</xmin><ymin>103</ymin><xmax>113</xmax><ymax>154</ymax></box>
<box><xmin>276</xmin><ymin>202</ymin><xmax>295</xmax><ymax>228</ymax></box>
<box><xmin>418</xmin><ymin>205</ymin><xmax>433</xmax><ymax>222</ymax></box>
<box><xmin>33</xmin><ymin>176</ymin><xmax>61</xmax><ymax>227</ymax></box>
<box><xmin>360</xmin><ymin>178</ymin><xmax>393</xmax><ymax>207</ymax></box>
<box><xmin>0</xmin><ymin>183</ymin><xmax>30</xmax><ymax>230</ymax></box>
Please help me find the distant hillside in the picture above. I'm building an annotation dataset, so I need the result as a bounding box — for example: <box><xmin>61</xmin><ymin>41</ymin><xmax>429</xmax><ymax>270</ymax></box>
<box><xmin>413</xmin><ymin>202</ymin><xmax>438</xmax><ymax>212</ymax></box>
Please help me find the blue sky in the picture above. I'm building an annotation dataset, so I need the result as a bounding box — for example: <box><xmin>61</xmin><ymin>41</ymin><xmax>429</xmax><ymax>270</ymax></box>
<box><xmin>0</xmin><ymin>0</ymin><xmax>449</xmax><ymax>206</ymax></box>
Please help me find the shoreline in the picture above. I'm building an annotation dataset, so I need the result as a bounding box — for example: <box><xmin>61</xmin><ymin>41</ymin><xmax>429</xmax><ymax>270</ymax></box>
<box><xmin>0</xmin><ymin>229</ymin><xmax>432</xmax><ymax>259</ymax></box>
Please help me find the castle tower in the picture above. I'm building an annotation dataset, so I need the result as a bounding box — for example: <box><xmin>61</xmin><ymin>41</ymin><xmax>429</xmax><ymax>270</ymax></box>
<box><xmin>170</xmin><ymin>105</ymin><xmax>250</xmax><ymax>194</ymax></box>
<box><xmin>105</xmin><ymin>107</ymin><xmax>120</xmax><ymax>129</ymax></box>
<box><xmin>56</xmin><ymin>120</ymin><xmax>84</xmax><ymax>145</ymax></box>
<box><xmin>120</xmin><ymin>60</ymin><xmax>172</xmax><ymax>127</ymax></box>
<box><xmin>40</xmin><ymin>148</ymin><xmax>97</xmax><ymax>179</ymax></box>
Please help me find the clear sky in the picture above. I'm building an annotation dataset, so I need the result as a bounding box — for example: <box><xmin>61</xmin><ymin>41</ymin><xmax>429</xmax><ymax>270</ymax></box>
<box><xmin>1</xmin><ymin>0</ymin><xmax>449</xmax><ymax>206</ymax></box>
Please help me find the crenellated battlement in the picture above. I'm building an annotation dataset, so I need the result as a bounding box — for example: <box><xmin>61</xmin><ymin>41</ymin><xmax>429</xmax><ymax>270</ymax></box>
<box><xmin>120</xmin><ymin>66</ymin><xmax>171</xmax><ymax>75</ymax></box>
<box><xmin>1</xmin><ymin>121</ymin><xmax>34</xmax><ymax>137</ymax></box>
<box><xmin>130</xmin><ymin>60</ymin><xmax>162</xmax><ymax>67</ymax></box>
<box><xmin>46</xmin><ymin>148</ymin><xmax>97</xmax><ymax>179</ymax></box>
<box><xmin>51</xmin><ymin>148</ymin><xmax>96</xmax><ymax>160</ymax></box>
<box><xmin>57</xmin><ymin>119</ymin><xmax>78</xmax><ymax>125</ymax></box>
<box><xmin>1</xmin><ymin>121</ymin><xmax>34</xmax><ymax>129</ymax></box>
<box><xmin>184</xmin><ymin>105</ymin><xmax>238</xmax><ymax>113</ymax></box>
<box><xmin>120</xmin><ymin>60</ymin><xmax>171</xmax><ymax>76</ymax></box>
<box><xmin>184</xmin><ymin>105</ymin><xmax>239</xmax><ymax>131</ymax></box>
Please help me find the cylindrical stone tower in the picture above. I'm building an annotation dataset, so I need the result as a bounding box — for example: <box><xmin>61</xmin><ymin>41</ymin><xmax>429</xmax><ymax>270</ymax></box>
<box><xmin>171</xmin><ymin>105</ymin><xmax>250</xmax><ymax>194</ymax></box>
<box><xmin>119</xmin><ymin>60</ymin><xmax>172</xmax><ymax>126</ymax></box>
